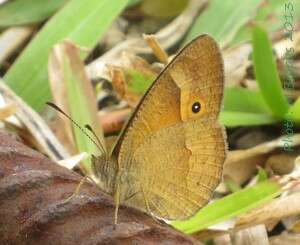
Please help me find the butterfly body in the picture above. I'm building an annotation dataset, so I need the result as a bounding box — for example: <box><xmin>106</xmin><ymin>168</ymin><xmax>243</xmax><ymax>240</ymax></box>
<box><xmin>92</xmin><ymin>34</ymin><xmax>226</xmax><ymax>221</ymax></box>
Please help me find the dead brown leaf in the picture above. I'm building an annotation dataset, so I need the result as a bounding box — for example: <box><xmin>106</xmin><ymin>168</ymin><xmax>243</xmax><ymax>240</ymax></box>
<box><xmin>270</xmin><ymin>232</ymin><xmax>300</xmax><ymax>245</ymax></box>
<box><xmin>266</xmin><ymin>153</ymin><xmax>296</xmax><ymax>175</ymax></box>
<box><xmin>236</xmin><ymin>191</ymin><xmax>300</xmax><ymax>229</ymax></box>
<box><xmin>109</xmin><ymin>53</ymin><xmax>158</xmax><ymax>107</ymax></box>
<box><xmin>222</xmin><ymin>134</ymin><xmax>300</xmax><ymax>187</ymax></box>
<box><xmin>0</xmin><ymin>27</ymin><xmax>34</xmax><ymax>65</ymax></box>
<box><xmin>98</xmin><ymin>107</ymin><xmax>131</xmax><ymax>135</ymax></box>
<box><xmin>233</xmin><ymin>224</ymin><xmax>269</xmax><ymax>245</ymax></box>
<box><xmin>0</xmin><ymin>80</ymin><xmax>68</xmax><ymax>161</ymax></box>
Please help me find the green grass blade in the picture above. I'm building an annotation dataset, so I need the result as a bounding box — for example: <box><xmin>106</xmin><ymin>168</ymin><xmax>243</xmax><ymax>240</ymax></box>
<box><xmin>224</xmin><ymin>87</ymin><xmax>272</xmax><ymax>114</ymax></box>
<box><xmin>64</xmin><ymin>45</ymin><xmax>103</xmax><ymax>174</ymax></box>
<box><xmin>4</xmin><ymin>0</ymin><xmax>129</xmax><ymax>111</ymax></box>
<box><xmin>0</xmin><ymin>0</ymin><xmax>67</xmax><ymax>27</ymax></box>
<box><xmin>141</xmin><ymin>0</ymin><xmax>189</xmax><ymax>18</ymax></box>
<box><xmin>50</xmin><ymin>42</ymin><xmax>105</xmax><ymax>174</ymax></box>
<box><xmin>257</xmin><ymin>168</ymin><xmax>268</xmax><ymax>182</ymax></box>
<box><xmin>252</xmin><ymin>25</ymin><xmax>289</xmax><ymax>118</ymax></box>
<box><xmin>127</xmin><ymin>0</ymin><xmax>141</xmax><ymax>7</ymax></box>
<box><xmin>288</xmin><ymin>97</ymin><xmax>300</xmax><ymax>123</ymax></box>
<box><xmin>220</xmin><ymin>111</ymin><xmax>278</xmax><ymax>127</ymax></box>
<box><xmin>171</xmin><ymin>180</ymin><xmax>282</xmax><ymax>234</ymax></box>
<box><xmin>184</xmin><ymin>0</ymin><xmax>262</xmax><ymax>47</ymax></box>
<box><xmin>224</xmin><ymin>176</ymin><xmax>242</xmax><ymax>193</ymax></box>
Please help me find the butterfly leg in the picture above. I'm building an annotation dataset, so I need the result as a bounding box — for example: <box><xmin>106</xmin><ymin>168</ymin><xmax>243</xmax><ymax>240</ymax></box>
<box><xmin>113</xmin><ymin>182</ymin><xmax>121</xmax><ymax>226</ymax></box>
<box><xmin>64</xmin><ymin>175</ymin><xmax>89</xmax><ymax>203</ymax></box>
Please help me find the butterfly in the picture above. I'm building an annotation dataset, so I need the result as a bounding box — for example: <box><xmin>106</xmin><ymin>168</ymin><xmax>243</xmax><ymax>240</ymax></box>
<box><xmin>89</xmin><ymin>34</ymin><xmax>227</xmax><ymax>223</ymax></box>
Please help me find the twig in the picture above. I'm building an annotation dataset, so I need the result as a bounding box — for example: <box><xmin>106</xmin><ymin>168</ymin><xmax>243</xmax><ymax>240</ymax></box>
<box><xmin>143</xmin><ymin>34</ymin><xmax>169</xmax><ymax>64</ymax></box>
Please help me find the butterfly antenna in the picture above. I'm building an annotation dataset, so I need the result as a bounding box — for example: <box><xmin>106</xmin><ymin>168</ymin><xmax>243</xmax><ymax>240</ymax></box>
<box><xmin>46</xmin><ymin>102</ymin><xmax>106</xmax><ymax>156</ymax></box>
<box><xmin>84</xmin><ymin>124</ymin><xmax>107</xmax><ymax>158</ymax></box>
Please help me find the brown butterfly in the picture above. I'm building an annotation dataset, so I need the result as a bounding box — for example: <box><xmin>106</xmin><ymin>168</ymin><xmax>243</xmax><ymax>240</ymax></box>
<box><xmin>90</xmin><ymin>34</ymin><xmax>227</xmax><ymax>223</ymax></box>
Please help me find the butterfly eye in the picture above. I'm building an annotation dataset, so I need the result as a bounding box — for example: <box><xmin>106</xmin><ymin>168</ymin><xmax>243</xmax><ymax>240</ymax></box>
<box><xmin>191</xmin><ymin>101</ymin><xmax>201</xmax><ymax>113</ymax></box>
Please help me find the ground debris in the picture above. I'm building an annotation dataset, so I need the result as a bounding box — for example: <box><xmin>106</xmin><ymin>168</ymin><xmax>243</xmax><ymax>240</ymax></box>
<box><xmin>0</xmin><ymin>132</ymin><xmax>200</xmax><ymax>245</ymax></box>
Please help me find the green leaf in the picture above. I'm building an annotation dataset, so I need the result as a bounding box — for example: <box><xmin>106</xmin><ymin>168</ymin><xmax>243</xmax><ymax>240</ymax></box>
<box><xmin>126</xmin><ymin>69</ymin><xmax>155</xmax><ymax>95</ymax></box>
<box><xmin>184</xmin><ymin>0</ymin><xmax>262</xmax><ymax>47</ymax></box>
<box><xmin>4</xmin><ymin>0</ymin><xmax>129</xmax><ymax>111</ymax></box>
<box><xmin>171</xmin><ymin>180</ymin><xmax>282</xmax><ymax>234</ymax></box>
<box><xmin>231</xmin><ymin>0</ymin><xmax>283</xmax><ymax>46</ymax></box>
<box><xmin>220</xmin><ymin>111</ymin><xmax>278</xmax><ymax>127</ymax></box>
<box><xmin>252</xmin><ymin>25</ymin><xmax>289</xmax><ymax>118</ymax></box>
<box><xmin>141</xmin><ymin>0</ymin><xmax>189</xmax><ymax>18</ymax></box>
<box><xmin>224</xmin><ymin>87</ymin><xmax>272</xmax><ymax>114</ymax></box>
<box><xmin>0</xmin><ymin>0</ymin><xmax>67</xmax><ymax>27</ymax></box>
